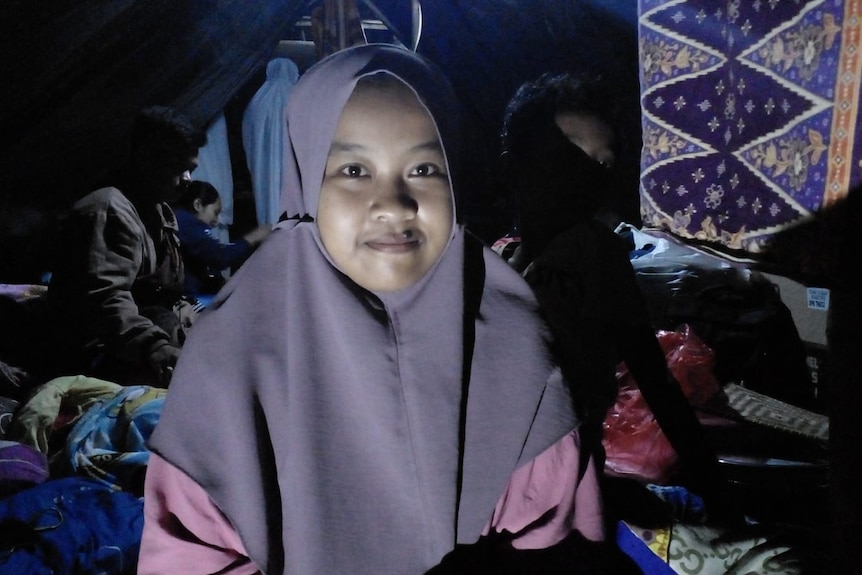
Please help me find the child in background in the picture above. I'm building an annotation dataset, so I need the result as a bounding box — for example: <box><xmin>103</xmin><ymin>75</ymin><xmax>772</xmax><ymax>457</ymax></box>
<box><xmin>138</xmin><ymin>45</ymin><xmax>639</xmax><ymax>574</ymax></box>
<box><xmin>173</xmin><ymin>180</ymin><xmax>270</xmax><ymax>298</ymax></box>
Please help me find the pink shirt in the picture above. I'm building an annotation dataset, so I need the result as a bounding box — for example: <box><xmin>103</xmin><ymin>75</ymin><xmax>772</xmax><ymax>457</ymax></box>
<box><xmin>138</xmin><ymin>430</ymin><xmax>603</xmax><ymax>574</ymax></box>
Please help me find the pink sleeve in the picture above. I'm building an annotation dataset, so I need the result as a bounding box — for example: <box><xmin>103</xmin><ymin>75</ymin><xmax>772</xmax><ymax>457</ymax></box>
<box><xmin>483</xmin><ymin>429</ymin><xmax>605</xmax><ymax>549</ymax></box>
<box><xmin>137</xmin><ymin>453</ymin><xmax>262</xmax><ymax>575</ymax></box>
<box><xmin>138</xmin><ymin>431</ymin><xmax>601</xmax><ymax>570</ymax></box>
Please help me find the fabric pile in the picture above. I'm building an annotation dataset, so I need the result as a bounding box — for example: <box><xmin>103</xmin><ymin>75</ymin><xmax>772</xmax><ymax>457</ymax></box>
<box><xmin>0</xmin><ymin>372</ymin><xmax>165</xmax><ymax>574</ymax></box>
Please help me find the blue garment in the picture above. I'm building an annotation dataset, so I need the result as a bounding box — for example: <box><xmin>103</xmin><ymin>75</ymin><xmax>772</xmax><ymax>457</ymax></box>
<box><xmin>646</xmin><ymin>484</ymin><xmax>707</xmax><ymax>523</ymax></box>
<box><xmin>174</xmin><ymin>208</ymin><xmax>253</xmax><ymax>295</ymax></box>
<box><xmin>0</xmin><ymin>477</ymin><xmax>144</xmax><ymax>575</ymax></box>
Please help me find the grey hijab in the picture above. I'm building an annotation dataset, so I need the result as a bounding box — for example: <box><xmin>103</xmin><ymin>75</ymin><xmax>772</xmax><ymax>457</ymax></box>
<box><xmin>149</xmin><ymin>44</ymin><xmax>577</xmax><ymax>575</ymax></box>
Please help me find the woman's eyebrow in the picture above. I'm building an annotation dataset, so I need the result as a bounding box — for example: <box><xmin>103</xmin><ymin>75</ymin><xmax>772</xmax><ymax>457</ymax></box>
<box><xmin>409</xmin><ymin>140</ymin><xmax>443</xmax><ymax>154</ymax></box>
<box><xmin>328</xmin><ymin>141</ymin><xmax>364</xmax><ymax>153</ymax></box>
<box><xmin>328</xmin><ymin>140</ymin><xmax>443</xmax><ymax>154</ymax></box>
<box><xmin>411</xmin><ymin>140</ymin><xmax>443</xmax><ymax>153</ymax></box>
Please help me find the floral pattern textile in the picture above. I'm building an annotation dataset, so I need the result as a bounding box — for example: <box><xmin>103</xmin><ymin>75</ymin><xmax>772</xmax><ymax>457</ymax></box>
<box><xmin>638</xmin><ymin>0</ymin><xmax>862</xmax><ymax>253</ymax></box>
<box><xmin>624</xmin><ymin>521</ymin><xmax>803</xmax><ymax>574</ymax></box>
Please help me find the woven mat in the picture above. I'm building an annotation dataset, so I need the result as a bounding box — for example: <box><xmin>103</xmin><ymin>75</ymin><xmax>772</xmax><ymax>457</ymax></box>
<box><xmin>720</xmin><ymin>383</ymin><xmax>828</xmax><ymax>442</ymax></box>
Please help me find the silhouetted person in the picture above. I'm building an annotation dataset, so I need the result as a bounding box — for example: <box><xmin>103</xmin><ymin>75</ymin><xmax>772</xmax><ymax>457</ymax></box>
<box><xmin>46</xmin><ymin>106</ymin><xmax>206</xmax><ymax>387</ymax></box>
<box><xmin>499</xmin><ymin>72</ymin><xmax>738</xmax><ymax>526</ymax></box>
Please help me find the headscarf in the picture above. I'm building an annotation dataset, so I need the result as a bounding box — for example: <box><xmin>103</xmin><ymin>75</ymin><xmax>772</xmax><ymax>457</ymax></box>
<box><xmin>148</xmin><ymin>44</ymin><xmax>576</xmax><ymax>574</ymax></box>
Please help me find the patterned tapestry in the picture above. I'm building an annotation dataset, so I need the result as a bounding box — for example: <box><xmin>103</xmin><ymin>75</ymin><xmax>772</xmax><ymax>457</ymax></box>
<box><xmin>638</xmin><ymin>0</ymin><xmax>862</xmax><ymax>253</ymax></box>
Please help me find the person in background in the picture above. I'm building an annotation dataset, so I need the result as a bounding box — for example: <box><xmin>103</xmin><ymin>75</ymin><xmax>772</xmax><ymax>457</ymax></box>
<box><xmin>137</xmin><ymin>45</ymin><xmax>639</xmax><ymax>575</ymax></box>
<box><xmin>173</xmin><ymin>180</ymin><xmax>270</xmax><ymax>299</ymax></box>
<box><xmin>242</xmin><ymin>58</ymin><xmax>301</xmax><ymax>226</ymax></box>
<box><xmin>46</xmin><ymin>106</ymin><xmax>206</xmax><ymax>387</ymax></box>
<box><xmin>498</xmin><ymin>71</ymin><xmax>739</xmax><ymax>526</ymax></box>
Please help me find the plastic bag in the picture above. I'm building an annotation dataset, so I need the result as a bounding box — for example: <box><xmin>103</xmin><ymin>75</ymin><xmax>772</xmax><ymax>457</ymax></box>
<box><xmin>602</xmin><ymin>382</ymin><xmax>678</xmax><ymax>483</ymax></box>
<box><xmin>655</xmin><ymin>324</ymin><xmax>723</xmax><ymax>409</ymax></box>
<box><xmin>602</xmin><ymin>324</ymin><xmax>722</xmax><ymax>484</ymax></box>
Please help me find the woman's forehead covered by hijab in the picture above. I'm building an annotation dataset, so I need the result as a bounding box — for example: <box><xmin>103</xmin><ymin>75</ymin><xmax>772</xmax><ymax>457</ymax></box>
<box><xmin>280</xmin><ymin>44</ymin><xmax>463</xmax><ymax>219</ymax></box>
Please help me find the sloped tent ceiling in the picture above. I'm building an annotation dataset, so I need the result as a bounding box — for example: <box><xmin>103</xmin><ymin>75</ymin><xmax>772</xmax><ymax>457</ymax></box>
<box><xmin>0</xmin><ymin>0</ymin><xmax>638</xmax><ymax>278</ymax></box>
<box><xmin>0</xmin><ymin>0</ymin><xmax>308</xmax><ymax>204</ymax></box>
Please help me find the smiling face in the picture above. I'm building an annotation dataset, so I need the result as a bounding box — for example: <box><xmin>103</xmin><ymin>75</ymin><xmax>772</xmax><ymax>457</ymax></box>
<box><xmin>316</xmin><ymin>77</ymin><xmax>454</xmax><ymax>292</ymax></box>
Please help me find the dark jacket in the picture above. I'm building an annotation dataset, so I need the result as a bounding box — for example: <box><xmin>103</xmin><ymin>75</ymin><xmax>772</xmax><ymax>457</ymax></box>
<box><xmin>47</xmin><ymin>186</ymin><xmax>183</xmax><ymax>372</ymax></box>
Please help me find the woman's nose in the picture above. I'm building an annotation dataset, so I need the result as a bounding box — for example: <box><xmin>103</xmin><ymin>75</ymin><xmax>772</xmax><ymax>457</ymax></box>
<box><xmin>370</xmin><ymin>178</ymin><xmax>418</xmax><ymax>220</ymax></box>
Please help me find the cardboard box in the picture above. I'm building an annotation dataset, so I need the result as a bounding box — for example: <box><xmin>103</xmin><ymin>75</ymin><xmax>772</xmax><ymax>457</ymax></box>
<box><xmin>762</xmin><ymin>273</ymin><xmax>828</xmax><ymax>347</ymax></box>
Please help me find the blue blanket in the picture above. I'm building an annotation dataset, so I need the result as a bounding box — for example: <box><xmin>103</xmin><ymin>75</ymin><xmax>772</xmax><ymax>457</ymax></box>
<box><xmin>0</xmin><ymin>477</ymin><xmax>143</xmax><ymax>575</ymax></box>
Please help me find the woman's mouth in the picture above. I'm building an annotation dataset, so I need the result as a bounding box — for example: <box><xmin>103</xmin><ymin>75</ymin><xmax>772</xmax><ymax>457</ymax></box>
<box><xmin>365</xmin><ymin>231</ymin><xmax>420</xmax><ymax>253</ymax></box>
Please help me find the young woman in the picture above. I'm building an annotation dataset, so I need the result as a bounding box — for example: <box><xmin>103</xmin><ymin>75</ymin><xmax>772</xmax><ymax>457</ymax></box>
<box><xmin>138</xmin><ymin>45</ymin><xmax>637</xmax><ymax>575</ymax></box>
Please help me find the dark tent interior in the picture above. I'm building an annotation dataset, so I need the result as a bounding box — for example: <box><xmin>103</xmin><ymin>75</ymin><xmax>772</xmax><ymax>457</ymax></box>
<box><xmin>1</xmin><ymin>0</ymin><xmax>858</xmax><ymax>573</ymax></box>
<box><xmin>0</xmin><ymin>0</ymin><xmax>641</xmax><ymax>281</ymax></box>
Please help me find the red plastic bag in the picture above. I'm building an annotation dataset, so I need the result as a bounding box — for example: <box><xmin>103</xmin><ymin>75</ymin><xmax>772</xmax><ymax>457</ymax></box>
<box><xmin>655</xmin><ymin>324</ymin><xmax>723</xmax><ymax>408</ymax></box>
<box><xmin>601</xmin><ymin>324</ymin><xmax>722</xmax><ymax>484</ymax></box>
<box><xmin>601</xmin><ymin>382</ymin><xmax>678</xmax><ymax>483</ymax></box>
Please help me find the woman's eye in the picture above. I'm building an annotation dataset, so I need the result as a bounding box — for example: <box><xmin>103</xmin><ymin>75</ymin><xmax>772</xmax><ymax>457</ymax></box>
<box><xmin>341</xmin><ymin>164</ymin><xmax>366</xmax><ymax>177</ymax></box>
<box><xmin>411</xmin><ymin>163</ymin><xmax>443</xmax><ymax>177</ymax></box>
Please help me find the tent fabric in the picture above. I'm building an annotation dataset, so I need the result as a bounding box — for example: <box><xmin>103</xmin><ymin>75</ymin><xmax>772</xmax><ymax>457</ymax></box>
<box><xmin>0</xmin><ymin>0</ymin><xmax>307</xmax><ymax>208</ymax></box>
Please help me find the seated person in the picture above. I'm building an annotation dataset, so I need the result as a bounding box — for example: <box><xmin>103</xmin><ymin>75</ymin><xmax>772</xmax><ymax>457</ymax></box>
<box><xmin>137</xmin><ymin>45</ymin><xmax>639</xmax><ymax>575</ymax></box>
<box><xmin>173</xmin><ymin>180</ymin><xmax>270</xmax><ymax>298</ymax></box>
<box><xmin>499</xmin><ymin>71</ymin><xmax>739</xmax><ymax>525</ymax></box>
<box><xmin>46</xmin><ymin>106</ymin><xmax>206</xmax><ymax>387</ymax></box>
